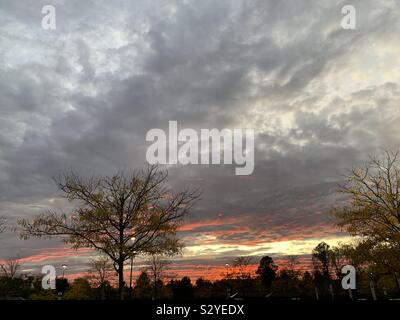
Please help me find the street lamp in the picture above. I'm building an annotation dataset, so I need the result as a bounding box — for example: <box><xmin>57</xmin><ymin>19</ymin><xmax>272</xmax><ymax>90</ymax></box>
<box><xmin>129</xmin><ymin>237</ymin><xmax>136</xmax><ymax>292</ymax></box>
<box><xmin>61</xmin><ymin>264</ymin><xmax>68</xmax><ymax>278</ymax></box>
<box><xmin>225</xmin><ymin>264</ymin><xmax>230</xmax><ymax>299</ymax></box>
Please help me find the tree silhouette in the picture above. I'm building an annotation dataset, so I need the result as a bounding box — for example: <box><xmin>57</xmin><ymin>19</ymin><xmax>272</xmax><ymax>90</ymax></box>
<box><xmin>333</xmin><ymin>150</ymin><xmax>400</xmax><ymax>244</ymax></box>
<box><xmin>134</xmin><ymin>271</ymin><xmax>152</xmax><ymax>299</ymax></box>
<box><xmin>18</xmin><ymin>165</ymin><xmax>199</xmax><ymax>299</ymax></box>
<box><xmin>87</xmin><ymin>256</ymin><xmax>114</xmax><ymax>299</ymax></box>
<box><xmin>170</xmin><ymin>277</ymin><xmax>193</xmax><ymax>299</ymax></box>
<box><xmin>63</xmin><ymin>278</ymin><xmax>92</xmax><ymax>300</ymax></box>
<box><xmin>0</xmin><ymin>258</ymin><xmax>20</xmax><ymax>279</ymax></box>
<box><xmin>312</xmin><ymin>242</ymin><xmax>331</xmax><ymax>281</ymax></box>
<box><xmin>87</xmin><ymin>256</ymin><xmax>113</xmax><ymax>288</ymax></box>
<box><xmin>231</xmin><ymin>256</ymin><xmax>253</xmax><ymax>280</ymax></box>
<box><xmin>256</xmin><ymin>256</ymin><xmax>277</xmax><ymax>289</ymax></box>
<box><xmin>146</xmin><ymin>254</ymin><xmax>171</xmax><ymax>299</ymax></box>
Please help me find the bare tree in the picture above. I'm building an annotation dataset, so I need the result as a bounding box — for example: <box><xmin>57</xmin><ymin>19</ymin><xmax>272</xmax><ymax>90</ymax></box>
<box><xmin>0</xmin><ymin>258</ymin><xmax>20</xmax><ymax>279</ymax></box>
<box><xmin>286</xmin><ymin>256</ymin><xmax>300</xmax><ymax>278</ymax></box>
<box><xmin>287</xmin><ymin>256</ymin><xmax>299</xmax><ymax>270</ymax></box>
<box><xmin>146</xmin><ymin>255</ymin><xmax>171</xmax><ymax>299</ymax></box>
<box><xmin>18</xmin><ymin>165</ymin><xmax>199</xmax><ymax>299</ymax></box>
<box><xmin>333</xmin><ymin>150</ymin><xmax>400</xmax><ymax>244</ymax></box>
<box><xmin>231</xmin><ymin>256</ymin><xmax>253</xmax><ymax>280</ymax></box>
<box><xmin>87</xmin><ymin>256</ymin><xmax>114</xmax><ymax>287</ymax></box>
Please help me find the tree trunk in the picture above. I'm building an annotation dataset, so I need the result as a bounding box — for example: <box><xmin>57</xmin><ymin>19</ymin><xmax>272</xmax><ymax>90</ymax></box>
<box><xmin>394</xmin><ymin>272</ymin><xmax>400</xmax><ymax>292</ymax></box>
<box><xmin>118</xmin><ymin>260</ymin><xmax>125</xmax><ymax>300</ymax></box>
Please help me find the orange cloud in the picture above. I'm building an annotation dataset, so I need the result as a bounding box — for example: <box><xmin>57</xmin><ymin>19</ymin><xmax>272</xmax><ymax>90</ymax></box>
<box><xmin>178</xmin><ymin>215</ymin><xmax>249</xmax><ymax>232</ymax></box>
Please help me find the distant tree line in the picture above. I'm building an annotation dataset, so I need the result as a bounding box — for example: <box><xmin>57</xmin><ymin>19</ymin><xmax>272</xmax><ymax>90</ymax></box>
<box><xmin>2</xmin><ymin>239</ymin><xmax>400</xmax><ymax>300</ymax></box>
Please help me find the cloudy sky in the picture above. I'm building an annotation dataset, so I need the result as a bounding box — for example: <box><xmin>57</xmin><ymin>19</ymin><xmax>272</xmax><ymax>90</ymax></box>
<box><xmin>0</xmin><ymin>0</ymin><xmax>399</xmax><ymax>279</ymax></box>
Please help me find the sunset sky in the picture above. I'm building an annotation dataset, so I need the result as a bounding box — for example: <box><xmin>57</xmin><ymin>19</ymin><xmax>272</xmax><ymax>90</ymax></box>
<box><xmin>1</xmin><ymin>0</ymin><xmax>400</xmax><ymax>281</ymax></box>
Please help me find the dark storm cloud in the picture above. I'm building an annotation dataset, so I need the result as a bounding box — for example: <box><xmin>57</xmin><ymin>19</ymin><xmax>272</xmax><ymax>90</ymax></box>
<box><xmin>0</xmin><ymin>0</ymin><xmax>399</xmax><ymax>267</ymax></box>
